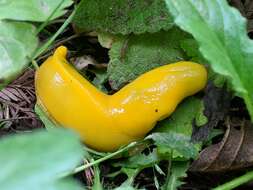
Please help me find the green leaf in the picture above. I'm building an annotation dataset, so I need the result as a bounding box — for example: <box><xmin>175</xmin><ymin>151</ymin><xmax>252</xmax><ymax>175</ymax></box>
<box><xmin>92</xmin><ymin>165</ymin><xmax>104</xmax><ymax>190</ymax></box>
<box><xmin>34</xmin><ymin>179</ymin><xmax>83</xmax><ymax>190</ymax></box>
<box><xmin>0</xmin><ymin>20</ymin><xmax>38</xmax><ymax>89</ymax></box>
<box><xmin>35</xmin><ymin>104</ymin><xmax>58</xmax><ymax>131</ymax></box>
<box><xmin>0</xmin><ymin>0</ymin><xmax>73</xmax><ymax>22</ymax></box>
<box><xmin>114</xmin><ymin>168</ymin><xmax>140</xmax><ymax>190</ymax></box>
<box><xmin>156</xmin><ymin>97</ymin><xmax>202</xmax><ymax>136</ymax></box>
<box><xmin>165</xmin><ymin>0</ymin><xmax>253</xmax><ymax>120</ymax></box>
<box><xmin>108</xmin><ymin>28</ymin><xmax>188</xmax><ymax>89</ymax></box>
<box><xmin>92</xmin><ymin>69</ymin><xmax>109</xmax><ymax>93</ymax></box>
<box><xmin>180</xmin><ymin>38</ymin><xmax>225</xmax><ymax>87</ymax></box>
<box><xmin>180</xmin><ymin>38</ymin><xmax>206</xmax><ymax>63</ymax></box>
<box><xmin>154</xmin><ymin>98</ymin><xmax>203</xmax><ymax>160</ymax></box>
<box><xmin>0</xmin><ymin>128</ymin><xmax>84</xmax><ymax>190</ymax></box>
<box><xmin>73</xmin><ymin>0</ymin><xmax>173</xmax><ymax>35</ymax></box>
<box><xmin>112</xmin><ymin>150</ymin><xmax>160</xmax><ymax>189</ymax></box>
<box><xmin>147</xmin><ymin>132</ymin><xmax>198</xmax><ymax>159</ymax></box>
<box><xmin>163</xmin><ymin>161</ymin><xmax>188</xmax><ymax>190</ymax></box>
<box><xmin>115</xmin><ymin>149</ymin><xmax>160</xmax><ymax>169</ymax></box>
<box><xmin>114</xmin><ymin>185</ymin><xmax>136</xmax><ymax>190</ymax></box>
<box><xmin>97</xmin><ymin>32</ymin><xmax>118</xmax><ymax>49</ymax></box>
<box><xmin>195</xmin><ymin>101</ymin><xmax>208</xmax><ymax>127</ymax></box>
<box><xmin>154</xmin><ymin>97</ymin><xmax>206</xmax><ymax>160</ymax></box>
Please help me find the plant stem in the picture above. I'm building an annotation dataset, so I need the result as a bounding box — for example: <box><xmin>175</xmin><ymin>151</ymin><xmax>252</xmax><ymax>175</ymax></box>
<box><xmin>213</xmin><ymin>170</ymin><xmax>253</xmax><ymax>190</ymax></box>
<box><xmin>32</xmin><ymin>7</ymin><xmax>77</xmax><ymax>59</ymax></box>
<box><xmin>127</xmin><ymin>168</ymin><xmax>141</xmax><ymax>185</ymax></box>
<box><xmin>60</xmin><ymin>142</ymin><xmax>138</xmax><ymax>178</ymax></box>
<box><xmin>31</xmin><ymin>60</ymin><xmax>39</xmax><ymax>70</ymax></box>
<box><xmin>35</xmin><ymin>0</ymin><xmax>65</xmax><ymax>35</ymax></box>
<box><xmin>83</xmin><ymin>146</ymin><xmax>107</xmax><ymax>157</ymax></box>
<box><xmin>163</xmin><ymin>150</ymin><xmax>173</xmax><ymax>188</ymax></box>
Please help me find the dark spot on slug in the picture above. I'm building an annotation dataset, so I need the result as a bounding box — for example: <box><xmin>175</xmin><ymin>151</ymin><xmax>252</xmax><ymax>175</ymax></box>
<box><xmin>155</xmin><ymin>109</ymin><xmax>158</xmax><ymax>113</ymax></box>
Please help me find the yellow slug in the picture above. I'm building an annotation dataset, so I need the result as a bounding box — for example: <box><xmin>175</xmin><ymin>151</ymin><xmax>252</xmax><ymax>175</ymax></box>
<box><xmin>35</xmin><ymin>46</ymin><xmax>207</xmax><ymax>152</ymax></box>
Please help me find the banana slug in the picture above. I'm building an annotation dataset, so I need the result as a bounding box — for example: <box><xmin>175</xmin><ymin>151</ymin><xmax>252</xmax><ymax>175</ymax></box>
<box><xmin>35</xmin><ymin>46</ymin><xmax>207</xmax><ymax>151</ymax></box>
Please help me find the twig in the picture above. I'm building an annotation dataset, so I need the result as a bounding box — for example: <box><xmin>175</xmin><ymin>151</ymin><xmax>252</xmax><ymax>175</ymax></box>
<box><xmin>32</xmin><ymin>7</ymin><xmax>77</xmax><ymax>59</ymax></box>
<box><xmin>59</xmin><ymin>142</ymin><xmax>138</xmax><ymax>178</ymax></box>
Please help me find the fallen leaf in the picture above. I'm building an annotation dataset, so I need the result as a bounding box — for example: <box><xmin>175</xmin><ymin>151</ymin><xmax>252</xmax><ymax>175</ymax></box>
<box><xmin>190</xmin><ymin>120</ymin><xmax>253</xmax><ymax>172</ymax></box>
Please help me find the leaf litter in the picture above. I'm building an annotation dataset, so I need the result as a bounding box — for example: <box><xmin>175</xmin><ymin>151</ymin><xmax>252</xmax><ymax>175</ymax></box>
<box><xmin>0</xmin><ymin>68</ymin><xmax>43</xmax><ymax>134</ymax></box>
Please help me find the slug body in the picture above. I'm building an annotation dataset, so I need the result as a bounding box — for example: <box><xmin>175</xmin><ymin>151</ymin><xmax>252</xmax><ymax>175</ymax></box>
<box><xmin>35</xmin><ymin>46</ymin><xmax>207</xmax><ymax>151</ymax></box>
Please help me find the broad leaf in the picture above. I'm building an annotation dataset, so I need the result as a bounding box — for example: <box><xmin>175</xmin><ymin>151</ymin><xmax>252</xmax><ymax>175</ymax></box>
<box><xmin>0</xmin><ymin>128</ymin><xmax>84</xmax><ymax>190</ymax></box>
<box><xmin>108</xmin><ymin>28</ymin><xmax>188</xmax><ymax>89</ymax></box>
<box><xmin>0</xmin><ymin>0</ymin><xmax>73</xmax><ymax>22</ymax></box>
<box><xmin>165</xmin><ymin>0</ymin><xmax>253</xmax><ymax>119</ymax></box>
<box><xmin>73</xmin><ymin>0</ymin><xmax>173</xmax><ymax>35</ymax></box>
<box><xmin>0</xmin><ymin>20</ymin><xmax>38</xmax><ymax>89</ymax></box>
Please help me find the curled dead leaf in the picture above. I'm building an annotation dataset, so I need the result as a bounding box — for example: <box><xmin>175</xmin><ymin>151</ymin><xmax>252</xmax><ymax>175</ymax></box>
<box><xmin>190</xmin><ymin>120</ymin><xmax>253</xmax><ymax>172</ymax></box>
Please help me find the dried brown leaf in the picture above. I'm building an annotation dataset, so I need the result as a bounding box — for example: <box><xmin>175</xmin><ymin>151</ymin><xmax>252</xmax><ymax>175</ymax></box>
<box><xmin>190</xmin><ymin>120</ymin><xmax>253</xmax><ymax>172</ymax></box>
<box><xmin>71</xmin><ymin>55</ymin><xmax>98</xmax><ymax>70</ymax></box>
